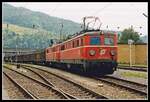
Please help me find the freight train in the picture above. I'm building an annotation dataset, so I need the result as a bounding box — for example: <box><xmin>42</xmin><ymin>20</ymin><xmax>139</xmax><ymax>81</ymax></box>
<box><xmin>4</xmin><ymin>16</ymin><xmax>118</xmax><ymax>75</ymax></box>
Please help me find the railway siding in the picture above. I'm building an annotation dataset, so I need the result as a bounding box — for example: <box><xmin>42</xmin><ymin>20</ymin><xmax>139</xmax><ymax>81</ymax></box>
<box><xmin>20</xmin><ymin>64</ymin><xmax>147</xmax><ymax>99</ymax></box>
<box><xmin>19</xmin><ymin>65</ymin><xmax>108</xmax><ymax>99</ymax></box>
<box><xmin>3</xmin><ymin>66</ymin><xmax>71</xmax><ymax>99</ymax></box>
<box><xmin>3</xmin><ymin>73</ymin><xmax>26</xmax><ymax>99</ymax></box>
<box><xmin>3</xmin><ymin>64</ymin><xmax>108</xmax><ymax>99</ymax></box>
<box><xmin>94</xmin><ymin>76</ymin><xmax>147</xmax><ymax>96</ymax></box>
<box><xmin>117</xmin><ymin>66</ymin><xmax>147</xmax><ymax>72</ymax></box>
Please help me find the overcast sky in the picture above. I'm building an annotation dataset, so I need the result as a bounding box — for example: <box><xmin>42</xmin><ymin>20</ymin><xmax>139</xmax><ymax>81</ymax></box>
<box><xmin>6</xmin><ymin>2</ymin><xmax>148</xmax><ymax>36</ymax></box>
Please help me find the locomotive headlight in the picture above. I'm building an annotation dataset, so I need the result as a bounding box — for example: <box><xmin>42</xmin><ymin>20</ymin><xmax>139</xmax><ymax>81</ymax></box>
<box><xmin>89</xmin><ymin>50</ymin><xmax>96</xmax><ymax>56</ymax></box>
<box><xmin>110</xmin><ymin>50</ymin><xmax>116</xmax><ymax>56</ymax></box>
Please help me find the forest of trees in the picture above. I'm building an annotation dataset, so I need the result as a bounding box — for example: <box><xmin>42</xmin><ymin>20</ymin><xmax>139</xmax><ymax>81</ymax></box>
<box><xmin>119</xmin><ymin>27</ymin><xmax>143</xmax><ymax>43</ymax></box>
<box><xmin>2</xmin><ymin>24</ymin><xmax>55</xmax><ymax>49</ymax></box>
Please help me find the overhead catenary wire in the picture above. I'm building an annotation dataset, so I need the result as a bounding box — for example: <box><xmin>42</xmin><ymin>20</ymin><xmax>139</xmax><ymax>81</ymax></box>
<box><xmin>92</xmin><ymin>3</ymin><xmax>112</xmax><ymax>16</ymax></box>
<box><xmin>84</xmin><ymin>3</ymin><xmax>112</xmax><ymax>30</ymax></box>
<box><xmin>129</xmin><ymin>3</ymin><xmax>148</xmax><ymax>17</ymax></box>
<box><xmin>49</xmin><ymin>3</ymin><xmax>62</xmax><ymax>15</ymax></box>
<box><xmin>50</xmin><ymin>3</ymin><xmax>113</xmax><ymax>35</ymax></box>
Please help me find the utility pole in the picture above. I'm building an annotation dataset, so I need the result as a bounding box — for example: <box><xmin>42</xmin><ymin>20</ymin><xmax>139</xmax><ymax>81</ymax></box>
<box><xmin>16</xmin><ymin>33</ymin><xmax>20</xmax><ymax>68</ymax></box>
<box><xmin>106</xmin><ymin>25</ymin><xmax>109</xmax><ymax>30</ymax></box>
<box><xmin>131</xmin><ymin>25</ymin><xmax>133</xmax><ymax>29</ymax></box>
<box><xmin>16</xmin><ymin>33</ymin><xmax>18</xmax><ymax>64</ymax></box>
<box><xmin>129</xmin><ymin>42</ymin><xmax>132</xmax><ymax>67</ymax></box>
<box><xmin>128</xmin><ymin>39</ymin><xmax>134</xmax><ymax>67</ymax></box>
<box><xmin>60</xmin><ymin>22</ymin><xmax>63</xmax><ymax>42</ymax></box>
<box><xmin>117</xmin><ymin>26</ymin><xmax>121</xmax><ymax>41</ymax></box>
<box><xmin>32</xmin><ymin>24</ymin><xmax>37</xmax><ymax>49</ymax></box>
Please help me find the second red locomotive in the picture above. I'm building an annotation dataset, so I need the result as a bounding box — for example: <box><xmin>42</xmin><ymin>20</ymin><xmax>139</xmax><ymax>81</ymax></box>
<box><xmin>46</xmin><ymin>30</ymin><xmax>118</xmax><ymax>74</ymax></box>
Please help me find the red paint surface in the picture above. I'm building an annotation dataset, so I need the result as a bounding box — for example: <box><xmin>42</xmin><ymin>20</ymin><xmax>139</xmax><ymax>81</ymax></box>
<box><xmin>45</xmin><ymin>32</ymin><xmax>118</xmax><ymax>62</ymax></box>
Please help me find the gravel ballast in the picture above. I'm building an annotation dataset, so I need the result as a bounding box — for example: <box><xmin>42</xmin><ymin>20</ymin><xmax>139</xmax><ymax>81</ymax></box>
<box><xmin>23</xmin><ymin>64</ymin><xmax>147</xmax><ymax>99</ymax></box>
<box><xmin>3</xmin><ymin>68</ymin><xmax>66</xmax><ymax>99</ymax></box>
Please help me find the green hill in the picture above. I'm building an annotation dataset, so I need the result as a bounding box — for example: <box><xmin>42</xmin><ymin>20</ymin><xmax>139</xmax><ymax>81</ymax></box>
<box><xmin>2</xmin><ymin>23</ymin><xmax>54</xmax><ymax>49</ymax></box>
<box><xmin>3</xmin><ymin>3</ymin><xmax>82</xmax><ymax>35</ymax></box>
<box><xmin>2</xmin><ymin>3</ymin><xmax>83</xmax><ymax>49</ymax></box>
<box><xmin>2</xmin><ymin>23</ymin><xmax>53</xmax><ymax>36</ymax></box>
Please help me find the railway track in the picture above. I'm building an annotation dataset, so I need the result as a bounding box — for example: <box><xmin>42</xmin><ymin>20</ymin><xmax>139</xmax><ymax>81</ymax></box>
<box><xmin>93</xmin><ymin>75</ymin><xmax>147</xmax><ymax>96</ymax></box>
<box><xmin>16</xmin><ymin>65</ymin><xmax>77</xmax><ymax>99</ymax></box>
<box><xmin>3</xmin><ymin>64</ymin><xmax>108</xmax><ymax>99</ymax></box>
<box><xmin>3</xmin><ymin>66</ymin><xmax>76</xmax><ymax>99</ymax></box>
<box><xmin>117</xmin><ymin>66</ymin><xmax>147</xmax><ymax>72</ymax></box>
<box><xmin>20</xmin><ymin>64</ymin><xmax>108</xmax><ymax>99</ymax></box>
<box><xmin>3</xmin><ymin>72</ymin><xmax>38</xmax><ymax>99</ymax></box>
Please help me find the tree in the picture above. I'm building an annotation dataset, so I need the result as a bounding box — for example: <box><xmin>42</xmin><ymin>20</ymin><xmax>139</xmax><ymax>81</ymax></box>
<box><xmin>119</xmin><ymin>27</ymin><xmax>141</xmax><ymax>43</ymax></box>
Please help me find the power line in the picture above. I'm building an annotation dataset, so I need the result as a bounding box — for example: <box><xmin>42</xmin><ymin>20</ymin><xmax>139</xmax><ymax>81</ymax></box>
<box><xmin>129</xmin><ymin>3</ymin><xmax>147</xmax><ymax>18</ymax></box>
<box><xmin>92</xmin><ymin>3</ymin><xmax>112</xmax><ymax>16</ymax></box>
<box><xmin>49</xmin><ymin>3</ymin><xmax>62</xmax><ymax>15</ymax></box>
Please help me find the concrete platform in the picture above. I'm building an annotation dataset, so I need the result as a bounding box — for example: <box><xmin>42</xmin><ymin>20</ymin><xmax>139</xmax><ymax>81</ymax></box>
<box><xmin>110</xmin><ymin>69</ymin><xmax>148</xmax><ymax>85</ymax></box>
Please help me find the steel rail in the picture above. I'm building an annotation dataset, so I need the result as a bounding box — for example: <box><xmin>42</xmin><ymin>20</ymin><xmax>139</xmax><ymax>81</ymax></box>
<box><xmin>21</xmin><ymin>64</ymin><xmax>108</xmax><ymax>99</ymax></box>
<box><xmin>117</xmin><ymin>66</ymin><xmax>147</xmax><ymax>72</ymax></box>
<box><xmin>3</xmin><ymin>71</ymin><xmax>39</xmax><ymax>100</ymax></box>
<box><xmin>94</xmin><ymin>76</ymin><xmax>147</xmax><ymax>96</ymax></box>
<box><xmin>105</xmin><ymin>76</ymin><xmax>147</xmax><ymax>87</ymax></box>
<box><xmin>20</xmin><ymin>66</ymin><xmax>78</xmax><ymax>99</ymax></box>
<box><xmin>3</xmin><ymin>66</ymin><xmax>72</xmax><ymax>99</ymax></box>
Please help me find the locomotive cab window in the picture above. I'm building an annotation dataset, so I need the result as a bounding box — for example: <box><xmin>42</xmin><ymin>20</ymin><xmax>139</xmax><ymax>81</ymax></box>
<box><xmin>77</xmin><ymin>40</ymin><xmax>79</xmax><ymax>47</ymax></box>
<box><xmin>81</xmin><ymin>38</ymin><xmax>83</xmax><ymax>46</ymax></box>
<box><xmin>47</xmin><ymin>49</ymin><xmax>49</xmax><ymax>53</ymax></box>
<box><xmin>104</xmin><ymin>37</ymin><xmax>114</xmax><ymax>45</ymax></box>
<box><xmin>72</xmin><ymin>41</ymin><xmax>75</xmax><ymax>48</ymax></box>
<box><xmin>90</xmin><ymin>37</ymin><xmax>100</xmax><ymax>45</ymax></box>
<box><xmin>61</xmin><ymin>45</ymin><xmax>65</xmax><ymax>50</ymax></box>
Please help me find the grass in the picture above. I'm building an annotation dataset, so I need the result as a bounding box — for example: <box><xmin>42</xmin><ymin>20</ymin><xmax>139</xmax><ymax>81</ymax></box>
<box><xmin>3</xmin><ymin>63</ymin><xmax>16</xmax><ymax>69</ymax></box>
<box><xmin>120</xmin><ymin>71</ymin><xmax>147</xmax><ymax>79</ymax></box>
<box><xmin>3</xmin><ymin>63</ymin><xmax>11</xmax><ymax>68</ymax></box>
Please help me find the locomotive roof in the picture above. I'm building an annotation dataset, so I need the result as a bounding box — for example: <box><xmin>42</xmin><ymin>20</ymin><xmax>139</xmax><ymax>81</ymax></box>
<box><xmin>46</xmin><ymin>30</ymin><xmax>117</xmax><ymax>49</ymax></box>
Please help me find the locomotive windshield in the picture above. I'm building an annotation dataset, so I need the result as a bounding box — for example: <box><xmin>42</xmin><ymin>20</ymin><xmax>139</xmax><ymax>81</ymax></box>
<box><xmin>90</xmin><ymin>37</ymin><xmax>100</xmax><ymax>45</ymax></box>
<box><xmin>104</xmin><ymin>37</ymin><xmax>114</xmax><ymax>45</ymax></box>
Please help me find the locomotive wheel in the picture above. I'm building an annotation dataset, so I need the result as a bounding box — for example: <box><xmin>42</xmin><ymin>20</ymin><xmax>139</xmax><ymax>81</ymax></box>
<box><xmin>67</xmin><ymin>63</ymin><xmax>71</xmax><ymax>69</ymax></box>
<box><xmin>81</xmin><ymin>65</ymin><xmax>86</xmax><ymax>73</ymax></box>
<box><xmin>49</xmin><ymin>62</ymin><xmax>52</xmax><ymax>66</ymax></box>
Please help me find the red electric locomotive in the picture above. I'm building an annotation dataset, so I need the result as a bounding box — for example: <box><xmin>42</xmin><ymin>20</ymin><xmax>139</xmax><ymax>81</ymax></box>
<box><xmin>45</xmin><ymin>16</ymin><xmax>118</xmax><ymax>74</ymax></box>
<box><xmin>4</xmin><ymin>17</ymin><xmax>117</xmax><ymax>75</ymax></box>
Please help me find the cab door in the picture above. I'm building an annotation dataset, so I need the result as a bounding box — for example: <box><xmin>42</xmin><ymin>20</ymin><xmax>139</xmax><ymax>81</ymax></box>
<box><xmin>56</xmin><ymin>46</ymin><xmax>60</xmax><ymax>62</ymax></box>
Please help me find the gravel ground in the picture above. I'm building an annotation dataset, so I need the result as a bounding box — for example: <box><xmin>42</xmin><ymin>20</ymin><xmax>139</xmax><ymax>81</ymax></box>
<box><xmin>110</xmin><ymin>69</ymin><xmax>148</xmax><ymax>85</ymax></box>
<box><xmin>30</xmin><ymin>68</ymin><xmax>98</xmax><ymax>99</ymax></box>
<box><xmin>11</xmin><ymin>66</ymin><xmax>47</xmax><ymax>84</ymax></box>
<box><xmin>24</xmin><ymin>64</ymin><xmax>147</xmax><ymax>100</ymax></box>
<box><xmin>3</xmin><ymin>72</ymin><xmax>27</xmax><ymax>99</ymax></box>
<box><xmin>3</xmin><ymin>68</ymin><xmax>66</xmax><ymax>99</ymax></box>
